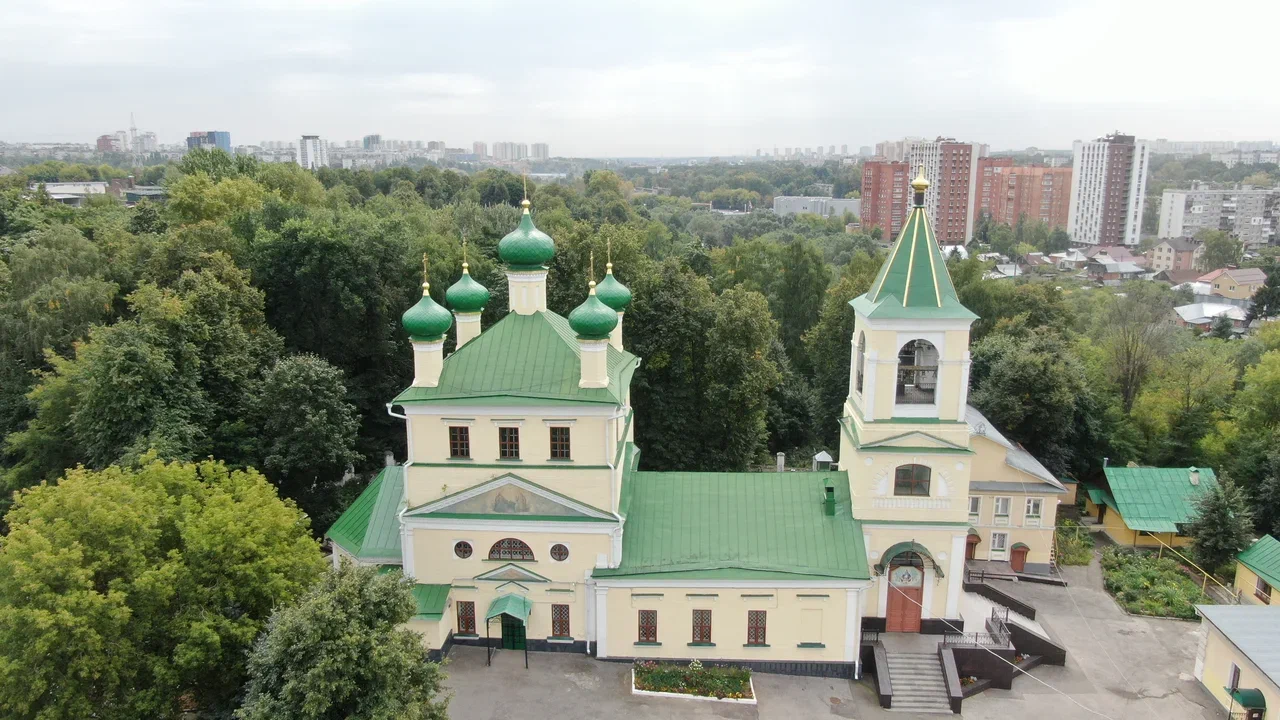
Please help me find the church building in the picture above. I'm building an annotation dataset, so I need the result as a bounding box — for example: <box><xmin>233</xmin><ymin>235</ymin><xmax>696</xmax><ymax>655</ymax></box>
<box><xmin>327</xmin><ymin>173</ymin><xmax>1066</xmax><ymax>678</ymax></box>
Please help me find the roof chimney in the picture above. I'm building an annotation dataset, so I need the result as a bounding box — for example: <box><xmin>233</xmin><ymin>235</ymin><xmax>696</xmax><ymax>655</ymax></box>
<box><xmin>1189</xmin><ymin>467</ymin><xmax>1200</xmax><ymax>486</ymax></box>
<box><xmin>823</xmin><ymin>484</ymin><xmax>836</xmax><ymax>516</ymax></box>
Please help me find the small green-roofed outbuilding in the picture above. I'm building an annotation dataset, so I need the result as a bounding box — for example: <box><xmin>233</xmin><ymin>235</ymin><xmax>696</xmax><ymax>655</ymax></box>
<box><xmin>594</xmin><ymin>470</ymin><xmax>868</xmax><ymax>581</ymax></box>
<box><xmin>1239</xmin><ymin>535</ymin><xmax>1280</xmax><ymax>590</ymax></box>
<box><xmin>1101</xmin><ymin>466</ymin><xmax>1218</xmax><ymax>532</ymax></box>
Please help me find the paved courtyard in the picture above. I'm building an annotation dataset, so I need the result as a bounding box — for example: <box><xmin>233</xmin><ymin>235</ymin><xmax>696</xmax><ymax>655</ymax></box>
<box><xmin>443</xmin><ymin>554</ymin><xmax>1226</xmax><ymax>719</ymax></box>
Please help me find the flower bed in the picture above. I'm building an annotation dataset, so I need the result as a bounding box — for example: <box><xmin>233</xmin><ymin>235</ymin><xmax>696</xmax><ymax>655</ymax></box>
<box><xmin>631</xmin><ymin>660</ymin><xmax>755</xmax><ymax>703</ymax></box>
<box><xmin>1055</xmin><ymin>519</ymin><xmax>1095</xmax><ymax>566</ymax></box>
<box><xmin>1101</xmin><ymin>547</ymin><xmax>1208</xmax><ymax>619</ymax></box>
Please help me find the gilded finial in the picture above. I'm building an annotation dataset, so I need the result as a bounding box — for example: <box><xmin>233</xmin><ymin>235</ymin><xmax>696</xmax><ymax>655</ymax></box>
<box><xmin>606</xmin><ymin>236</ymin><xmax>613</xmax><ymax>270</ymax></box>
<box><xmin>589</xmin><ymin>249</ymin><xmax>596</xmax><ymax>284</ymax></box>
<box><xmin>910</xmin><ymin>165</ymin><xmax>929</xmax><ymax>193</ymax></box>
<box><xmin>521</xmin><ymin>173</ymin><xmax>529</xmax><ymax>213</ymax></box>
<box><xmin>421</xmin><ymin>253</ymin><xmax>431</xmax><ymax>295</ymax></box>
<box><xmin>461</xmin><ymin>236</ymin><xmax>469</xmax><ymax>270</ymax></box>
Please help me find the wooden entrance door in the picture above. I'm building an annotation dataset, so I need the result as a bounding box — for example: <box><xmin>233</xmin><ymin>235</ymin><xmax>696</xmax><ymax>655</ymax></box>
<box><xmin>965</xmin><ymin>535</ymin><xmax>980</xmax><ymax>560</ymax></box>
<box><xmin>500</xmin><ymin>615</ymin><xmax>526</xmax><ymax>650</ymax></box>
<box><xmin>1010</xmin><ymin>545</ymin><xmax>1029</xmax><ymax>573</ymax></box>
<box><xmin>885</xmin><ymin>564</ymin><xmax>923</xmax><ymax>633</ymax></box>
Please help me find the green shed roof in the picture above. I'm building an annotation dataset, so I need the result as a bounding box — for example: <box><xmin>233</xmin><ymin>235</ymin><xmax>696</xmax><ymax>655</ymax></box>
<box><xmin>1102</xmin><ymin>466</ymin><xmax>1219</xmax><ymax>533</ymax></box>
<box><xmin>595</xmin><ymin>470</ymin><xmax>868</xmax><ymax>581</ymax></box>
<box><xmin>851</xmin><ymin>205</ymin><xmax>976</xmax><ymax>321</ymax></box>
<box><xmin>411</xmin><ymin>583</ymin><xmax>451</xmax><ymax>621</ymax></box>
<box><xmin>325</xmin><ymin>466</ymin><xmax>404</xmax><ymax>563</ymax></box>
<box><xmin>391</xmin><ymin>310</ymin><xmax>638</xmax><ymax>406</ymax></box>
<box><xmin>1239</xmin><ymin>535</ymin><xmax>1280</xmax><ymax>589</ymax></box>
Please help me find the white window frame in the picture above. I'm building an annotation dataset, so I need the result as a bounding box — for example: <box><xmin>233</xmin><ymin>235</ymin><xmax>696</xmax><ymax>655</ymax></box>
<box><xmin>994</xmin><ymin>496</ymin><xmax>1011</xmax><ymax>526</ymax></box>
<box><xmin>1024</xmin><ymin>497</ymin><xmax>1043</xmax><ymax>527</ymax></box>
<box><xmin>990</xmin><ymin>531</ymin><xmax>1009</xmax><ymax>559</ymax></box>
<box><xmin>967</xmin><ymin>496</ymin><xmax>981</xmax><ymax>521</ymax></box>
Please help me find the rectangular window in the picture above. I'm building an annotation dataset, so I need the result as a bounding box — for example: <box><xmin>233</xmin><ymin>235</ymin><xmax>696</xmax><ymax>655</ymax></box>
<box><xmin>638</xmin><ymin>609</ymin><xmax>657</xmax><ymax>643</ymax></box>
<box><xmin>994</xmin><ymin>496</ymin><xmax>1011</xmax><ymax>517</ymax></box>
<box><xmin>448</xmin><ymin>426</ymin><xmax>470</xmax><ymax>458</ymax></box>
<box><xmin>550</xmin><ymin>426</ymin><xmax>571</xmax><ymax>459</ymax></box>
<box><xmin>991</xmin><ymin>532</ymin><xmax>1009</xmax><ymax>552</ymax></box>
<box><xmin>1229</xmin><ymin>662</ymin><xmax>1241</xmax><ymax>691</ymax></box>
<box><xmin>894</xmin><ymin>464</ymin><xmax>931</xmax><ymax>496</ymax></box>
<box><xmin>692</xmin><ymin>609</ymin><xmax>712</xmax><ymax>644</ymax></box>
<box><xmin>457</xmin><ymin>600</ymin><xmax>476</xmax><ymax>634</ymax></box>
<box><xmin>1025</xmin><ymin>498</ymin><xmax>1043</xmax><ymax>525</ymax></box>
<box><xmin>746</xmin><ymin>610</ymin><xmax>767</xmax><ymax>646</ymax></box>
<box><xmin>1257</xmin><ymin>577</ymin><xmax>1273</xmax><ymax>604</ymax></box>
<box><xmin>498</xmin><ymin>427</ymin><xmax>520</xmax><ymax>459</ymax></box>
<box><xmin>968</xmin><ymin>496</ymin><xmax>981</xmax><ymax>517</ymax></box>
<box><xmin>552</xmin><ymin>604</ymin><xmax>571</xmax><ymax>637</ymax></box>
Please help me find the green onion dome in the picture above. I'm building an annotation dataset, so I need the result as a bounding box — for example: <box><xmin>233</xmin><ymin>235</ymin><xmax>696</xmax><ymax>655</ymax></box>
<box><xmin>401</xmin><ymin>282</ymin><xmax>453</xmax><ymax>340</ymax></box>
<box><xmin>498</xmin><ymin>199</ymin><xmax>556</xmax><ymax>269</ymax></box>
<box><xmin>445</xmin><ymin>263</ymin><xmax>490</xmax><ymax>313</ymax></box>
<box><xmin>568</xmin><ymin>281</ymin><xmax>619</xmax><ymax>340</ymax></box>
<box><xmin>594</xmin><ymin>262</ymin><xmax>631</xmax><ymax>311</ymax></box>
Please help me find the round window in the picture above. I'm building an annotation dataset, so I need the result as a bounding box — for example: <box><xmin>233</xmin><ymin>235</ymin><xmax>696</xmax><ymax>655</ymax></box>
<box><xmin>550</xmin><ymin>543</ymin><xmax>569</xmax><ymax>562</ymax></box>
<box><xmin>454</xmin><ymin>541</ymin><xmax>473</xmax><ymax>559</ymax></box>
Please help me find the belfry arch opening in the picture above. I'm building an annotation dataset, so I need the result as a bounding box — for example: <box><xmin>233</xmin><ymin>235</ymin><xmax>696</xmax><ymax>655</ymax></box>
<box><xmin>896</xmin><ymin>339</ymin><xmax>938</xmax><ymax>404</ymax></box>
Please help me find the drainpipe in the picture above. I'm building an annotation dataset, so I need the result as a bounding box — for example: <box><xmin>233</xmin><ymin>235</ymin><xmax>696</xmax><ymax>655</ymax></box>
<box><xmin>386</xmin><ymin>402</ymin><xmax>407</xmax><ymax>420</ymax></box>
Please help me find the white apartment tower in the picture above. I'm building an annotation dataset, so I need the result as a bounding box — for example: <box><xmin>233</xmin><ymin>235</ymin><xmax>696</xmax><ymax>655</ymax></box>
<box><xmin>297</xmin><ymin>135</ymin><xmax>329</xmax><ymax>170</ymax></box>
<box><xmin>531</xmin><ymin>143</ymin><xmax>550</xmax><ymax>161</ymax></box>
<box><xmin>1067</xmin><ymin>133</ymin><xmax>1148</xmax><ymax>246</ymax></box>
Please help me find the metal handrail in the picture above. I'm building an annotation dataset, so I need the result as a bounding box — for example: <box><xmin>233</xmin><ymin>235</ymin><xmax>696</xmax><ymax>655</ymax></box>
<box><xmin>1146</xmin><ymin>535</ymin><xmax>1239</xmax><ymax>602</ymax></box>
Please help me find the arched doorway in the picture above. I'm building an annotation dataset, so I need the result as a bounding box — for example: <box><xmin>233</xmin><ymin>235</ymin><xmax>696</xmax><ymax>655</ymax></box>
<box><xmin>886</xmin><ymin>555</ymin><xmax>924</xmax><ymax>632</ymax></box>
<box><xmin>1010</xmin><ymin>543</ymin><xmax>1030</xmax><ymax>573</ymax></box>
<box><xmin>965</xmin><ymin>530</ymin><xmax>981</xmax><ymax>560</ymax></box>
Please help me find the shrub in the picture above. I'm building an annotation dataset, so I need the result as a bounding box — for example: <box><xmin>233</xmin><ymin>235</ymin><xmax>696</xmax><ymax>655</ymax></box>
<box><xmin>1055</xmin><ymin>519</ymin><xmax>1095</xmax><ymax>566</ymax></box>
<box><xmin>633</xmin><ymin>660</ymin><xmax>753</xmax><ymax>700</ymax></box>
<box><xmin>1100</xmin><ymin>547</ymin><xmax>1208</xmax><ymax>619</ymax></box>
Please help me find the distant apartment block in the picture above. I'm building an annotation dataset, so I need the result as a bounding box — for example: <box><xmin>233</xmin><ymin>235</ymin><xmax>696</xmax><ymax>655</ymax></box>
<box><xmin>1067</xmin><ymin>133</ymin><xmax>1149</xmax><ymax>246</ymax></box>
<box><xmin>187</xmin><ymin>131</ymin><xmax>232</xmax><ymax>154</ymax></box>
<box><xmin>1149</xmin><ymin>139</ymin><xmax>1237</xmax><ymax>156</ymax></box>
<box><xmin>975</xmin><ymin>158</ymin><xmax>1072</xmax><ymax>229</ymax></box>
<box><xmin>1159</xmin><ymin>182</ymin><xmax>1279</xmax><ymax>250</ymax></box>
<box><xmin>531</xmin><ymin>143</ymin><xmax>550</xmax><ymax>161</ymax></box>
<box><xmin>870</xmin><ymin>137</ymin><xmax>986</xmax><ymax>244</ymax></box>
<box><xmin>492</xmin><ymin>142</ymin><xmax>529</xmax><ymax>162</ymax></box>
<box><xmin>1146</xmin><ymin>237</ymin><xmax>1204</xmax><ymax>273</ymax></box>
<box><xmin>135</xmin><ymin>132</ymin><xmax>158</xmax><ymax>153</ymax></box>
<box><xmin>297</xmin><ymin>135</ymin><xmax>329</xmax><ymax>170</ymax></box>
<box><xmin>362</xmin><ymin>134</ymin><xmax>382</xmax><ymax>150</ymax></box>
<box><xmin>1211</xmin><ymin>150</ymin><xmax>1280</xmax><ymax>168</ymax></box>
<box><xmin>772</xmin><ymin>196</ymin><xmax>861</xmax><ymax>218</ymax></box>
<box><xmin>860</xmin><ymin>160</ymin><xmax>910</xmax><ymax>238</ymax></box>
<box><xmin>472</xmin><ymin>141</ymin><xmax>487</xmax><ymax>158</ymax></box>
<box><xmin>96</xmin><ymin>134</ymin><xmax>119</xmax><ymax>152</ymax></box>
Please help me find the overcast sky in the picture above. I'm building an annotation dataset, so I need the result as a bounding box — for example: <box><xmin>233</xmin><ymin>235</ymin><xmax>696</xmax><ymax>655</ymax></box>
<box><xmin>2</xmin><ymin>0</ymin><xmax>1275</xmax><ymax>157</ymax></box>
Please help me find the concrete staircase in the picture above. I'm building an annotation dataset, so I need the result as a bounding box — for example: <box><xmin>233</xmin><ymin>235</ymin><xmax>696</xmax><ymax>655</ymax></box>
<box><xmin>884</xmin><ymin>653</ymin><xmax>953</xmax><ymax>714</ymax></box>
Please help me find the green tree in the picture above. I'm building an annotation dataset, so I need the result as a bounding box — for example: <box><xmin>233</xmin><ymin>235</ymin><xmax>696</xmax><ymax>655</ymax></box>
<box><xmin>702</xmin><ymin>287</ymin><xmax>781</xmax><ymax>468</ymax></box>
<box><xmin>167</xmin><ymin>173</ymin><xmax>266</xmax><ymax>225</ymax></box>
<box><xmin>252</xmin><ymin>354</ymin><xmax>361</xmax><ymax>523</ymax></box>
<box><xmin>1209</xmin><ymin>314</ymin><xmax>1235</xmax><ymax>339</ymax></box>
<box><xmin>1246</xmin><ymin>262</ymin><xmax>1280</xmax><ymax>322</ymax></box>
<box><xmin>1197</xmin><ymin>229</ymin><xmax>1243</xmax><ymax>270</ymax></box>
<box><xmin>237</xmin><ymin>564</ymin><xmax>449</xmax><ymax>720</ymax></box>
<box><xmin>1186</xmin><ymin>474</ymin><xmax>1254</xmax><ymax>572</ymax></box>
<box><xmin>0</xmin><ymin>458</ymin><xmax>324</xmax><ymax>719</ymax></box>
<box><xmin>773</xmin><ymin>238</ymin><xmax>830</xmax><ymax>368</ymax></box>
<box><xmin>1101</xmin><ymin>282</ymin><xmax>1179</xmax><ymax>414</ymax></box>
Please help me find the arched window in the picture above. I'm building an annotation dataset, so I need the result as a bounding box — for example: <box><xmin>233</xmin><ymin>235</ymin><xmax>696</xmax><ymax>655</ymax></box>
<box><xmin>855</xmin><ymin>333</ymin><xmax>866</xmax><ymax>395</ymax></box>
<box><xmin>894</xmin><ymin>464</ymin><xmax>931</xmax><ymax>496</ymax></box>
<box><xmin>896</xmin><ymin>339</ymin><xmax>938</xmax><ymax>404</ymax></box>
<box><xmin>488</xmin><ymin>538</ymin><xmax>535</xmax><ymax>561</ymax></box>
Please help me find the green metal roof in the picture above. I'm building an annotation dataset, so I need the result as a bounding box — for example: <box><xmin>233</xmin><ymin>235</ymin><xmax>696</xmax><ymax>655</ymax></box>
<box><xmin>1085</xmin><ymin>484</ymin><xmax>1115</xmax><ymax>508</ymax></box>
<box><xmin>411</xmin><ymin>583</ymin><xmax>451</xmax><ymax>621</ymax></box>
<box><xmin>851</xmin><ymin>205</ymin><xmax>976</xmax><ymax>321</ymax></box>
<box><xmin>1239</xmin><ymin>535</ymin><xmax>1280</xmax><ymax>589</ymax></box>
<box><xmin>595</xmin><ymin>470</ymin><xmax>869</xmax><ymax>581</ymax></box>
<box><xmin>1102</xmin><ymin>466</ymin><xmax>1219</xmax><ymax>533</ymax></box>
<box><xmin>873</xmin><ymin>541</ymin><xmax>943</xmax><ymax>577</ymax></box>
<box><xmin>485</xmin><ymin>593</ymin><xmax>534</xmax><ymax>622</ymax></box>
<box><xmin>1228</xmin><ymin>687</ymin><xmax>1267</xmax><ymax>709</ymax></box>
<box><xmin>391</xmin><ymin>310</ymin><xmax>638</xmax><ymax>406</ymax></box>
<box><xmin>325</xmin><ymin>466</ymin><xmax>404</xmax><ymax>563</ymax></box>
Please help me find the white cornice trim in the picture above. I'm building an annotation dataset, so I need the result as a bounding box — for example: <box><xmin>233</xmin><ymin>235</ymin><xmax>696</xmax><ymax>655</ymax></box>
<box><xmin>402</xmin><ymin>517</ymin><xmax>619</xmax><ymax>534</ymax></box>
<box><xmin>593</xmin><ymin>578</ymin><xmax>872</xmax><ymax>590</ymax></box>
<box><xmin>403</xmin><ymin>404</ymin><xmax>620</xmax><ymax>417</ymax></box>
<box><xmin>405</xmin><ymin>473</ymin><xmax>616</xmax><ymax>521</ymax></box>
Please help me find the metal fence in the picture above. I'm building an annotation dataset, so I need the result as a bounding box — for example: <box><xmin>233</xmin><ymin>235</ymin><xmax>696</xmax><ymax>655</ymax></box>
<box><xmin>941</xmin><ymin>608</ymin><xmax>1011</xmax><ymax>648</ymax></box>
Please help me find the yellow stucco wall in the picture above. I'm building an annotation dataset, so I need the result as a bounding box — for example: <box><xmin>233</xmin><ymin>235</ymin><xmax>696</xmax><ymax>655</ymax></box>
<box><xmin>845</xmin><ymin>449</ymin><xmax>972</xmax><ymax>524</ymax></box>
<box><xmin>403</xmin><ymin>410</ymin><xmax>628</xmax><ymax>510</ymax></box>
<box><xmin>409</xmin><ymin>527</ymin><xmax>612</xmax><ymax>584</ymax></box>
<box><xmin>1096</xmin><ymin>506</ymin><xmax>1192</xmax><ymax>548</ymax></box>
<box><xmin>448</xmin><ymin>584</ymin><xmax>586</xmax><ymax>643</ymax></box>
<box><xmin>407</xmin><ymin>616</ymin><xmax>450</xmax><ymax>651</ymax></box>
<box><xmin>603</xmin><ymin>586</ymin><xmax>853</xmax><ymax>663</ymax></box>
<box><xmin>851</xmin><ymin>324</ymin><xmax>971</xmax><ymax>424</ymax></box>
<box><xmin>1198</xmin><ymin>623</ymin><xmax>1280</xmax><ymax>713</ymax></box>
<box><xmin>862</xmin><ymin>527</ymin><xmax>960</xmax><ymax>619</ymax></box>
<box><xmin>1233</xmin><ymin>562</ymin><xmax>1280</xmax><ymax>605</ymax></box>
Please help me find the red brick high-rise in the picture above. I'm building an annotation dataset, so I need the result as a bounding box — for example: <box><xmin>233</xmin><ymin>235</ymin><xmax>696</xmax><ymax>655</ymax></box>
<box><xmin>860</xmin><ymin>160</ymin><xmax>910</xmax><ymax>239</ymax></box>
<box><xmin>975</xmin><ymin>158</ymin><xmax>1073</xmax><ymax>229</ymax></box>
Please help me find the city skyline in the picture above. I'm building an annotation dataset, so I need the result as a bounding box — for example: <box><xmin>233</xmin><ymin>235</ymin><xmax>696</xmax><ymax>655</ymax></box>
<box><xmin>2</xmin><ymin>0</ymin><xmax>1277</xmax><ymax>157</ymax></box>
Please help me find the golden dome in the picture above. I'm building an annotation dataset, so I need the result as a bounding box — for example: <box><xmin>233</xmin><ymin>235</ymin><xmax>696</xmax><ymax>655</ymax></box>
<box><xmin>910</xmin><ymin>166</ymin><xmax>929</xmax><ymax>193</ymax></box>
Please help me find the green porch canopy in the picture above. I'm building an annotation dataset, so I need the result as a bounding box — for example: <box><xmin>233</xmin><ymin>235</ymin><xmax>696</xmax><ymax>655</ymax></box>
<box><xmin>485</xmin><ymin>593</ymin><xmax>533</xmax><ymax>624</ymax></box>
<box><xmin>874</xmin><ymin>541</ymin><xmax>943</xmax><ymax>577</ymax></box>
<box><xmin>1227</xmin><ymin>687</ymin><xmax>1266</xmax><ymax>709</ymax></box>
